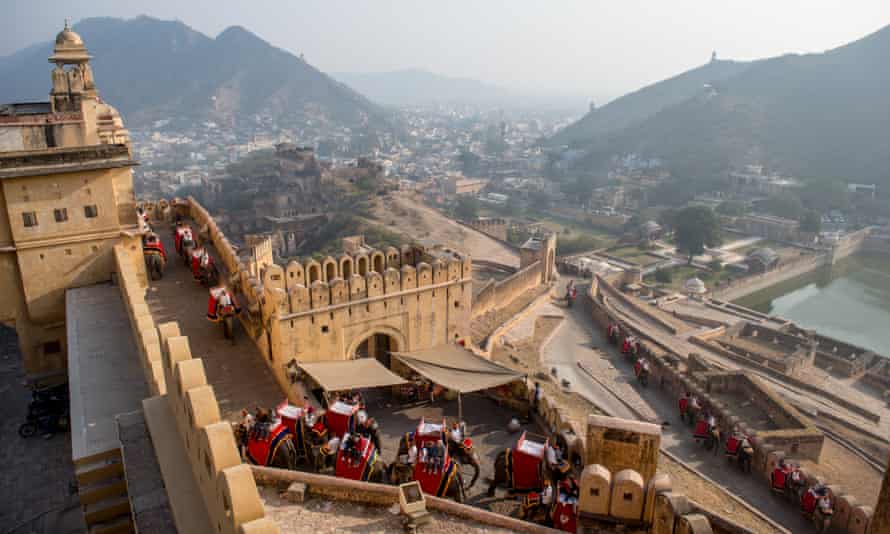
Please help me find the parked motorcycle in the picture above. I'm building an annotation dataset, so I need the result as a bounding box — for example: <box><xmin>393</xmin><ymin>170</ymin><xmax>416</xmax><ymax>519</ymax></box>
<box><xmin>19</xmin><ymin>383</ymin><xmax>70</xmax><ymax>438</ymax></box>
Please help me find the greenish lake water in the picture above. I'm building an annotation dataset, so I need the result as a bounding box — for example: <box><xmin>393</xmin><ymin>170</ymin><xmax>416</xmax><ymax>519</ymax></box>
<box><xmin>734</xmin><ymin>254</ymin><xmax>890</xmax><ymax>356</ymax></box>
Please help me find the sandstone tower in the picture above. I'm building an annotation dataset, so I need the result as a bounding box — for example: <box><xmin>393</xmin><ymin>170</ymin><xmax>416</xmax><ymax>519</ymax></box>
<box><xmin>0</xmin><ymin>22</ymin><xmax>139</xmax><ymax>376</ymax></box>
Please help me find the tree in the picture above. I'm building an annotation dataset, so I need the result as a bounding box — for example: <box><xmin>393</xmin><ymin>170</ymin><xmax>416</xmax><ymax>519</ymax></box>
<box><xmin>675</xmin><ymin>206</ymin><xmax>721</xmax><ymax>264</ymax></box>
<box><xmin>458</xmin><ymin>149</ymin><xmax>481</xmax><ymax>176</ymax></box>
<box><xmin>454</xmin><ymin>196</ymin><xmax>479</xmax><ymax>220</ymax></box>
<box><xmin>760</xmin><ymin>193</ymin><xmax>804</xmax><ymax>220</ymax></box>
<box><xmin>800</xmin><ymin>210</ymin><xmax>822</xmax><ymax>234</ymax></box>
<box><xmin>655</xmin><ymin>268</ymin><xmax>672</xmax><ymax>284</ymax></box>
<box><xmin>716</xmin><ymin>201</ymin><xmax>746</xmax><ymax>217</ymax></box>
<box><xmin>801</xmin><ymin>180</ymin><xmax>850</xmax><ymax>212</ymax></box>
<box><xmin>707</xmin><ymin>259</ymin><xmax>723</xmax><ymax>272</ymax></box>
<box><xmin>658</xmin><ymin>208</ymin><xmax>679</xmax><ymax>233</ymax></box>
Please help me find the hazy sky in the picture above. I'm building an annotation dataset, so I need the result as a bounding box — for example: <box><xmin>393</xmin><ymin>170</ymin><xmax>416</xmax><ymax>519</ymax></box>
<box><xmin>6</xmin><ymin>1</ymin><xmax>890</xmax><ymax>101</ymax></box>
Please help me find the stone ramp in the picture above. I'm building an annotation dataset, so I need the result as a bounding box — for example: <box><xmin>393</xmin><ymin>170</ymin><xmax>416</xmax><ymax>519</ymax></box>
<box><xmin>144</xmin><ymin>223</ymin><xmax>283</xmax><ymax>421</ymax></box>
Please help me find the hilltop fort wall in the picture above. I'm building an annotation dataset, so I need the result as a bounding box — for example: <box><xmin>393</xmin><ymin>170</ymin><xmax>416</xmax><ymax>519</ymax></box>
<box><xmin>462</xmin><ymin>217</ymin><xmax>508</xmax><ymax>242</ymax></box>
<box><xmin>472</xmin><ymin>259</ymin><xmax>544</xmax><ymax>318</ymax></box>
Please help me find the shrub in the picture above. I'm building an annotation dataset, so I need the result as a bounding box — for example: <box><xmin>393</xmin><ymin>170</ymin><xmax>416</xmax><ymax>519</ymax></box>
<box><xmin>655</xmin><ymin>269</ymin><xmax>672</xmax><ymax>284</ymax></box>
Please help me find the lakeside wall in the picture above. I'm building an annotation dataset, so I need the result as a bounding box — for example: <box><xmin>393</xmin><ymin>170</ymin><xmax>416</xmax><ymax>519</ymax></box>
<box><xmin>587</xmin><ymin>276</ymin><xmax>875</xmax><ymax>534</ymax></box>
<box><xmin>712</xmin><ymin>227</ymin><xmax>881</xmax><ymax>302</ymax></box>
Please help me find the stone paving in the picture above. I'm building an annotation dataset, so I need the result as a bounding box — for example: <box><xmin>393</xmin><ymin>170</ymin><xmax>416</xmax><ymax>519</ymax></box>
<box><xmin>0</xmin><ymin>326</ymin><xmax>85</xmax><ymax>533</ymax></box>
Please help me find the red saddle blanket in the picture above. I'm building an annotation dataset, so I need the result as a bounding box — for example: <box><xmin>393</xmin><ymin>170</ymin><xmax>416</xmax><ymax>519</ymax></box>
<box><xmin>550</xmin><ymin>501</ymin><xmax>578</xmax><ymax>533</ymax></box>
<box><xmin>334</xmin><ymin>437</ymin><xmax>380</xmax><ymax>482</ymax></box>
<box><xmin>725</xmin><ymin>436</ymin><xmax>742</xmax><ymax>456</ymax></box>
<box><xmin>413</xmin><ymin>458</ymin><xmax>458</xmax><ymax>497</ymax></box>
<box><xmin>326</xmin><ymin>402</ymin><xmax>357</xmax><ymax>438</ymax></box>
<box><xmin>506</xmin><ymin>447</ymin><xmax>544</xmax><ymax>491</ymax></box>
<box><xmin>246</xmin><ymin>422</ymin><xmax>291</xmax><ymax>466</ymax></box>
<box><xmin>693</xmin><ymin>420</ymin><xmax>711</xmax><ymax>439</ymax></box>
<box><xmin>335</xmin><ymin>436</ymin><xmax>379</xmax><ymax>481</ymax></box>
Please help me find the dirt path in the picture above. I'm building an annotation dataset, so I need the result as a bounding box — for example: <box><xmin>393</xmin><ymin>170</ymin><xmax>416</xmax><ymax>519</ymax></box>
<box><xmin>144</xmin><ymin>224</ymin><xmax>283</xmax><ymax>422</ymax></box>
<box><xmin>372</xmin><ymin>193</ymin><xmax>519</xmax><ymax>267</ymax></box>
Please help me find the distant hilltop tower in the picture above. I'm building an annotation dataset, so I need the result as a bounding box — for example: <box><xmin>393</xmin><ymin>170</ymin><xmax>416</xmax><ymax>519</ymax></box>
<box><xmin>589</xmin><ymin>100</ymin><xmax>596</xmax><ymax>112</ymax></box>
<box><xmin>711</xmin><ymin>50</ymin><xmax>717</xmax><ymax>63</ymax></box>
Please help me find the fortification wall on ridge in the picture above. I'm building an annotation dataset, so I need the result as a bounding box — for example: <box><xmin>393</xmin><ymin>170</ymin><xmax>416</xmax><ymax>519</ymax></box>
<box><xmin>472</xmin><ymin>260</ymin><xmax>544</xmax><ymax>318</ymax></box>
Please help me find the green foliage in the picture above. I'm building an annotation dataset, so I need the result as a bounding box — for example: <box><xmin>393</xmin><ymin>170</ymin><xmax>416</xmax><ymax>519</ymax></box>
<box><xmin>454</xmin><ymin>196</ymin><xmax>479</xmax><ymax>220</ymax></box>
<box><xmin>458</xmin><ymin>149</ymin><xmax>482</xmax><ymax>177</ymax></box>
<box><xmin>800</xmin><ymin>180</ymin><xmax>850</xmax><ymax>212</ymax></box>
<box><xmin>556</xmin><ymin>234</ymin><xmax>603</xmax><ymax>256</ymax></box>
<box><xmin>226</xmin><ymin>150</ymin><xmax>277</xmax><ymax>178</ymax></box>
<box><xmin>799</xmin><ymin>210</ymin><xmax>822</xmax><ymax>233</ymax></box>
<box><xmin>658</xmin><ymin>208</ymin><xmax>679</xmax><ymax>232</ymax></box>
<box><xmin>528</xmin><ymin>190</ymin><xmax>551</xmax><ymax>210</ymax></box>
<box><xmin>707</xmin><ymin>259</ymin><xmax>723</xmax><ymax>272</ymax></box>
<box><xmin>655</xmin><ymin>268</ymin><xmax>672</xmax><ymax>284</ymax></box>
<box><xmin>506</xmin><ymin>225</ymin><xmax>532</xmax><ymax>246</ymax></box>
<box><xmin>716</xmin><ymin>201</ymin><xmax>747</xmax><ymax>217</ymax></box>
<box><xmin>561</xmin><ymin>177</ymin><xmax>595</xmax><ymax>205</ymax></box>
<box><xmin>760</xmin><ymin>194</ymin><xmax>804</xmax><ymax>220</ymax></box>
<box><xmin>675</xmin><ymin>206</ymin><xmax>721</xmax><ymax>263</ymax></box>
<box><xmin>298</xmin><ymin>213</ymin><xmax>402</xmax><ymax>257</ymax></box>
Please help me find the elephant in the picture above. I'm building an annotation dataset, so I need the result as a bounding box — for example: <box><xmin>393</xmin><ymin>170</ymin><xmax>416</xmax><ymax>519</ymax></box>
<box><xmin>145</xmin><ymin>252</ymin><xmax>165</xmax><ymax>280</ymax></box>
<box><xmin>232</xmin><ymin>423</ymin><xmax>298</xmax><ymax>470</ymax></box>
<box><xmin>181</xmin><ymin>238</ymin><xmax>196</xmax><ymax>266</ymax></box>
<box><xmin>198</xmin><ymin>262</ymin><xmax>220</xmax><ymax>287</ymax></box>
<box><xmin>736</xmin><ymin>444</ymin><xmax>753</xmax><ymax>473</ymax></box>
<box><xmin>447</xmin><ymin>439</ymin><xmax>480</xmax><ymax>490</ymax></box>
<box><xmin>488</xmin><ymin>449</ymin><xmax>564</xmax><ymax>497</ymax></box>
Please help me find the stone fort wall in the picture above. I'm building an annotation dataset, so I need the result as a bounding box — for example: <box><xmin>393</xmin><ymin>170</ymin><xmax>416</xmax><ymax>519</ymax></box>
<box><xmin>472</xmin><ymin>259</ymin><xmax>544</xmax><ymax>318</ymax></box>
<box><xmin>114</xmin><ymin>242</ymin><xmax>279</xmax><ymax>533</ymax></box>
<box><xmin>179</xmin><ymin>198</ymin><xmax>476</xmax><ymax>400</ymax></box>
<box><xmin>462</xmin><ymin>217</ymin><xmax>508</xmax><ymax>242</ymax></box>
<box><xmin>588</xmin><ymin>275</ymin><xmax>875</xmax><ymax>534</ymax></box>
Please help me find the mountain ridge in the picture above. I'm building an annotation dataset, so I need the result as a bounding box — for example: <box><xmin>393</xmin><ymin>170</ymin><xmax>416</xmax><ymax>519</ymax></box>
<box><xmin>0</xmin><ymin>16</ymin><xmax>387</xmax><ymax>128</ymax></box>
<box><xmin>551</xmin><ymin>24</ymin><xmax>890</xmax><ymax>185</ymax></box>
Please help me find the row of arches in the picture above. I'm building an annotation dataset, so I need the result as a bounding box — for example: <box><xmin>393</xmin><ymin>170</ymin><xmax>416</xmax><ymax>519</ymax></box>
<box><xmin>285</xmin><ymin>248</ymin><xmax>410</xmax><ymax>290</ymax></box>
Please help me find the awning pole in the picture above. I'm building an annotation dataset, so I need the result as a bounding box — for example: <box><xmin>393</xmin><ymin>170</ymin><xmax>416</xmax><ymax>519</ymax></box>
<box><xmin>458</xmin><ymin>392</ymin><xmax>463</xmax><ymax>425</ymax></box>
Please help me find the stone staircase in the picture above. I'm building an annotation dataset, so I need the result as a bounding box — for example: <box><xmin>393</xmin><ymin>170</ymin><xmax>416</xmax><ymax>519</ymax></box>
<box><xmin>74</xmin><ymin>449</ymin><xmax>134</xmax><ymax>534</ymax></box>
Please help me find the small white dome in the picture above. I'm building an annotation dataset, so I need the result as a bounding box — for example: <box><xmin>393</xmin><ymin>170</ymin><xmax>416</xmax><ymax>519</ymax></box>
<box><xmin>684</xmin><ymin>277</ymin><xmax>707</xmax><ymax>294</ymax></box>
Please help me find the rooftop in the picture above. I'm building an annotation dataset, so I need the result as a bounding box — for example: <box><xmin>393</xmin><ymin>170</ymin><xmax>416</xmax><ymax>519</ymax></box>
<box><xmin>67</xmin><ymin>283</ymin><xmax>148</xmax><ymax>461</ymax></box>
<box><xmin>0</xmin><ymin>144</ymin><xmax>137</xmax><ymax>179</ymax></box>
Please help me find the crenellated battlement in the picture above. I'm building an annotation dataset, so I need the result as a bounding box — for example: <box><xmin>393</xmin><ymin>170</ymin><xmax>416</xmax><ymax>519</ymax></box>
<box><xmin>149</xmin><ymin>197</ymin><xmax>475</xmax><ymax>397</ymax></box>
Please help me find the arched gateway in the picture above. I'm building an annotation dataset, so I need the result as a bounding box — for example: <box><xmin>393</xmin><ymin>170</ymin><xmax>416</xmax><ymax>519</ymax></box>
<box><xmin>260</xmin><ymin>244</ymin><xmax>474</xmax><ymax>391</ymax></box>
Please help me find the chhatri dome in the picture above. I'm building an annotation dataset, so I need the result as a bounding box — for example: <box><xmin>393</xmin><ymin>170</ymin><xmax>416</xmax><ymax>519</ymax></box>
<box><xmin>49</xmin><ymin>20</ymin><xmax>91</xmax><ymax>63</ymax></box>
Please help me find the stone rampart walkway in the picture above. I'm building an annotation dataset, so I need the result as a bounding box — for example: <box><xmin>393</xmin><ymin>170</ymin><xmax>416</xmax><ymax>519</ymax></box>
<box><xmin>144</xmin><ymin>222</ymin><xmax>283</xmax><ymax>422</ymax></box>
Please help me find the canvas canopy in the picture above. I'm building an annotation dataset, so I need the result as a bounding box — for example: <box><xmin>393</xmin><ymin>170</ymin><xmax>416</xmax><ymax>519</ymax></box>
<box><xmin>393</xmin><ymin>345</ymin><xmax>525</xmax><ymax>393</ymax></box>
<box><xmin>299</xmin><ymin>359</ymin><xmax>407</xmax><ymax>392</ymax></box>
